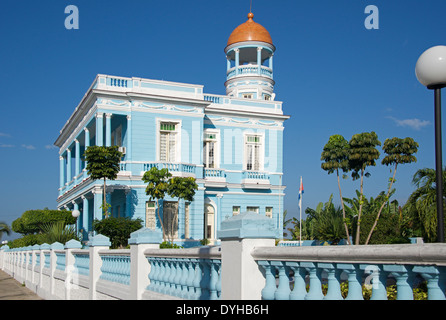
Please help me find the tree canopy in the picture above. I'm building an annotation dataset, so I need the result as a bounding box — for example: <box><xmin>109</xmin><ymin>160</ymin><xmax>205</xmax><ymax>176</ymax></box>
<box><xmin>84</xmin><ymin>145</ymin><xmax>123</xmax><ymax>217</ymax></box>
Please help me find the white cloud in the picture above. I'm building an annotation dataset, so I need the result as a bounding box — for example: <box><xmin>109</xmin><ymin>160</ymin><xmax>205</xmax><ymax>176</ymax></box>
<box><xmin>0</xmin><ymin>132</ymin><xmax>11</xmax><ymax>138</ymax></box>
<box><xmin>0</xmin><ymin>144</ymin><xmax>14</xmax><ymax>148</ymax></box>
<box><xmin>45</xmin><ymin>145</ymin><xmax>57</xmax><ymax>150</ymax></box>
<box><xmin>387</xmin><ymin>116</ymin><xmax>431</xmax><ymax>130</ymax></box>
<box><xmin>21</xmin><ymin>144</ymin><xmax>36</xmax><ymax>150</ymax></box>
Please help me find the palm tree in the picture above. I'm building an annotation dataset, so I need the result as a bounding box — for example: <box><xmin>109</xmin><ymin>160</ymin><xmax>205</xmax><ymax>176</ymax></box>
<box><xmin>0</xmin><ymin>222</ymin><xmax>11</xmax><ymax>242</ymax></box>
<box><xmin>305</xmin><ymin>194</ymin><xmax>348</xmax><ymax>244</ymax></box>
<box><xmin>321</xmin><ymin>134</ymin><xmax>351</xmax><ymax>244</ymax></box>
<box><xmin>364</xmin><ymin>137</ymin><xmax>418</xmax><ymax>244</ymax></box>
<box><xmin>282</xmin><ymin>210</ymin><xmax>292</xmax><ymax>238</ymax></box>
<box><xmin>404</xmin><ymin>168</ymin><xmax>446</xmax><ymax>242</ymax></box>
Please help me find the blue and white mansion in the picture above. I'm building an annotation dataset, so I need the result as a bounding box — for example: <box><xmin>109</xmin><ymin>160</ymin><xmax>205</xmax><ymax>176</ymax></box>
<box><xmin>54</xmin><ymin>12</ymin><xmax>289</xmax><ymax>245</ymax></box>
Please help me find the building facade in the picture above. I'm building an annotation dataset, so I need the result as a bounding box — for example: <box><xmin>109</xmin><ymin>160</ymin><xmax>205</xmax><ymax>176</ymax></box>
<box><xmin>54</xmin><ymin>12</ymin><xmax>289</xmax><ymax>246</ymax></box>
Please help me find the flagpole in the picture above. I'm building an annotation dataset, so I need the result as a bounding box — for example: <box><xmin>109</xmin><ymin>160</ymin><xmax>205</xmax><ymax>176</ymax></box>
<box><xmin>299</xmin><ymin>176</ymin><xmax>302</xmax><ymax>246</ymax></box>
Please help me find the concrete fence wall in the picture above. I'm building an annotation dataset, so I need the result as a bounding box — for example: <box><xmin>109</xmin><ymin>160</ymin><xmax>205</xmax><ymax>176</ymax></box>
<box><xmin>1</xmin><ymin>212</ymin><xmax>446</xmax><ymax>300</ymax></box>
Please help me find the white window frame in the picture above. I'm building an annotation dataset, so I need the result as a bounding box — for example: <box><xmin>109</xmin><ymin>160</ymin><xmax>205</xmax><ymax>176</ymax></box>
<box><xmin>156</xmin><ymin>118</ymin><xmax>182</xmax><ymax>162</ymax></box>
<box><xmin>246</xmin><ymin>206</ymin><xmax>259</xmax><ymax>214</ymax></box>
<box><xmin>244</xmin><ymin>133</ymin><xmax>264</xmax><ymax>171</ymax></box>
<box><xmin>241</xmin><ymin>93</ymin><xmax>254</xmax><ymax>99</ymax></box>
<box><xmin>204</xmin><ymin>203</ymin><xmax>215</xmax><ymax>240</ymax></box>
<box><xmin>203</xmin><ymin>129</ymin><xmax>220</xmax><ymax>169</ymax></box>
<box><xmin>265</xmin><ymin>207</ymin><xmax>273</xmax><ymax>218</ymax></box>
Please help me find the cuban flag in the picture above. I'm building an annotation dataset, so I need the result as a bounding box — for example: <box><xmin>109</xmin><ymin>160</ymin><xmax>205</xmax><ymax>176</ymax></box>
<box><xmin>298</xmin><ymin>177</ymin><xmax>304</xmax><ymax>209</ymax></box>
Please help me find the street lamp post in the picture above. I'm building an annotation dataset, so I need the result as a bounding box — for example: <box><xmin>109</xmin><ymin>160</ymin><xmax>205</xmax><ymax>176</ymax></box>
<box><xmin>416</xmin><ymin>45</ymin><xmax>446</xmax><ymax>242</ymax></box>
<box><xmin>72</xmin><ymin>209</ymin><xmax>80</xmax><ymax>237</ymax></box>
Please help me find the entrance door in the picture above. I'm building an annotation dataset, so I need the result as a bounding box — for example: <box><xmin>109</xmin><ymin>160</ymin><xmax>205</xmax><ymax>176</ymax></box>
<box><xmin>204</xmin><ymin>203</ymin><xmax>215</xmax><ymax>240</ymax></box>
<box><xmin>163</xmin><ymin>201</ymin><xmax>178</xmax><ymax>239</ymax></box>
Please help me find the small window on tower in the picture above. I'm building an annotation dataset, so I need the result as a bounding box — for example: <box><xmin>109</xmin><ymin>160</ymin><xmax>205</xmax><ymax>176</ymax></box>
<box><xmin>242</xmin><ymin>93</ymin><xmax>253</xmax><ymax>99</ymax></box>
<box><xmin>264</xmin><ymin>94</ymin><xmax>271</xmax><ymax>101</ymax></box>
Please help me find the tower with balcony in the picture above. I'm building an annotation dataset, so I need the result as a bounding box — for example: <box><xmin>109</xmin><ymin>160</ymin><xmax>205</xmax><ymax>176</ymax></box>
<box><xmin>224</xmin><ymin>12</ymin><xmax>275</xmax><ymax>101</ymax></box>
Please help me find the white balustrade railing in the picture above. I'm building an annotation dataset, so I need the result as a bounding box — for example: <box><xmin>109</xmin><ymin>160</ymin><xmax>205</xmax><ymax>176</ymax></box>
<box><xmin>1</xmin><ymin>213</ymin><xmax>445</xmax><ymax>301</ymax></box>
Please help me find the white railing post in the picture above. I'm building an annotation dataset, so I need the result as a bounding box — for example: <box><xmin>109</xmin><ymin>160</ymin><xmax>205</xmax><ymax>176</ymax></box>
<box><xmin>128</xmin><ymin>228</ymin><xmax>162</xmax><ymax>299</ymax></box>
<box><xmin>50</xmin><ymin>242</ymin><xmax>64</xmax><ymax>299</ymax></box>
<box><xmin>218</xmin><ymin>211</ymin><xmax>278</xmax><ymax>300</ymax></box>
<box><xmin>0</xmin><ymin>245</ymin><xmax>8</xmax><ymax>271</ymax></box>
<box><xmin>65</xmin><ymin>239</ymin><xmax>82</xmax><ymax>300</ymax></box>
<box><xmin>37</xmin><ymin>243</ymin><xmax>50</xmax><ymax>298</ymax></box>
<box><xmin>88</xmin><ymin>234</ymin><xmax>111</xmax><ymax>300</ymax></box>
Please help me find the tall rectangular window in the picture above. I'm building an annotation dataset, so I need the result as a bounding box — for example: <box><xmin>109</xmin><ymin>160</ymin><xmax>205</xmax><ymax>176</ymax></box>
<box><xmin>245</xmin><ymin>134</ymin><xmax>262</xmax><ymax>171</ymax></box>
<box><xmin>184</xmin><ymin>202</ymin><xmax>190</xmax><ymax>239</ymax></box>
<box><xmin>265</xmin><ymin>207</ymin><xmax>273</xmax><ymax>218</ymax></box>
<box><xmin>146</xmin><ymin>201</ymin><xmax>156</xmax><ymax>229</ymax></box>
<box><xmin>203</xmin><ymin>132</ymin><xmax>218</xmax><ymax>168</ymax></box>
<box><xmin>232</xmin><ymin>206</ymin><xmax>240</xmax><ymax>216</ymax></box>
<box><xmin>159</xmin><ymin>122</ymin><xmax>177</xmax><ymax>162</ymax></box>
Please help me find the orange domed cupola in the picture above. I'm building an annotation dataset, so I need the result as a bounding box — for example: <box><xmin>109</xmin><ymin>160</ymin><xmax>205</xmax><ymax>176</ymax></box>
<box><xmin>227</xmin><ymin>12</ymin><xmax>273</xmax><ymax>47</ymax></box>
<box><xmin>224</xmin><ymin>12</ymin><xmax>276</xmax><ymax>100</ymax></box>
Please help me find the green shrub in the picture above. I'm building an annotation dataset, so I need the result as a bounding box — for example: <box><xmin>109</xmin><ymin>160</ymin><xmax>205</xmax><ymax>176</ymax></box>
<box><xmin>40</xmin><ymin>221</ymin><xmax>79</xmax><ymax>244</ymax></box>
<box><xmin>12</xmin><ymin>209</ymin><xmax>75</xmax><ymax>235</ymax></box>
<box><xmin>8</xmin><ymin>234</ymin><xmax>46</xmax><ymax>248</ymax></box>
<box><xmin>93</xmin><ymin>217</ymin><xmax>143</xmax><ymax>249</ymax></box>
<box><xmin>160</xmin><ymin>241</ymin><xmax>183</xmax><ymax>249</ymax></box>
<box><xmin>320</xmin><ymin>281</ymin><xmax>428</xmax><ymax>300</ymax></box>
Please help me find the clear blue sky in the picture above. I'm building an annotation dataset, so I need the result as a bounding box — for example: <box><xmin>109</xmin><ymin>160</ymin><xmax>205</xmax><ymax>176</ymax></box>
<box><xmin>1</xmin><ymin>0</ymin><xmax>445</xmax><ymax>241</ymax></box>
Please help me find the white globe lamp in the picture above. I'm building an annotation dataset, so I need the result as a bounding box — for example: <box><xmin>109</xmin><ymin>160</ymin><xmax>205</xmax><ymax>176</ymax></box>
<box><xmin>72</xmin><ymin>209</ymin><xmax>80</xmax><ymax>218</ymax></box>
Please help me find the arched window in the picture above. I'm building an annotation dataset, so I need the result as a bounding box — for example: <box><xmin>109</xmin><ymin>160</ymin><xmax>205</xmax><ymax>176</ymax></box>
<box><xmin>204</xmin><ymin>203</ymin><xmax>215</xmax><ymax>240</ymax></box>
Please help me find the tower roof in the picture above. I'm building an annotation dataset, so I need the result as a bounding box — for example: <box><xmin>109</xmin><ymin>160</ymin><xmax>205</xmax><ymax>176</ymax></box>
<box><xmin>227</xmin><ymin>12</ymin><xmax>273</xmax><ymax>47</ymax></box>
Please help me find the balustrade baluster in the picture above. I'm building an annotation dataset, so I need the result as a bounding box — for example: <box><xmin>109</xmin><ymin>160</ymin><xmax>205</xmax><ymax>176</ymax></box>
<box><xmin>339</xmin><ymin>264</ymin><xmax>364</xmax><ymax>300</ymax></box>
<box><xmin>362</xmin><ymin>264</ymin><xmax>388</xmax><ymax>300</ymax></box>
<box><xmin>214</xmin><ymin>259</ymin><xmax>222</xmax><ymax>299</ymax></box>
<box><xmin>200</xmin><ymin>259</ymin><xmax>211</xmax><ymax>300</ymax></box>
<box><xmin>271</xmin><ymin>261</ymin><xmax>290</xmax><ymax>300</ymax></box>
<box><xmin>192</xmin><ymin>259</ymin><xmax>202</xmax><ymax>300</ymax></box>
<box><xmin>258</xmin><ymin>261</ymin><xmax>276</xmax><ymax>300</ymax></box>
<box><xmin>186</xmin><ymin>259</ymin><xmax>196</xmax><ymax>299</ymax></box>
<box><xmin>319</xmin><ymin>263</ymin><xmax>343</xmax><ymax>300</ymax></box>
<box><xmin>179</xmin><ymin>259</ymin><xmax>189</xmax><ymax>299</ymax></box>
<box><xmin>301</xmin><ymin>262</ymin><xmax>324</xmax><ymax>300</ymax></box>
<box><xmin>153</xmin><ymin>258</ymin><xmax>162</xmax><ymax>292</ymax></box>
<box><xmin>383</xmin><ymin>265</ymin><xmax>414</xmax><ymax>300</ymax></box>
<box><xmin>286</xmin><ymin>261</ymin><xmax>307</xmax><ymax>300</ymax></box>
<box><xmin>167</xmin><ymin>258</ymin><xmax>177</xmax><ymax>296</ymax></box>
<box><xmin>173</xmin><ymin>259</ymin><xmax>183</xmax><ymax>297</ymax></box>
<box><xmin>209</xmin><ymin>260</ymin><xmax>218</xmax><ymax>300</ymax></box>
<box><xmin>413</xmin><ymin>265</ymin><xmax>446</xmax><ymax>300</ymax></box>
<box><xmin>161</xmin><ymin>258</ymin><xmax>170</xmax><ymax>294</ymax></box>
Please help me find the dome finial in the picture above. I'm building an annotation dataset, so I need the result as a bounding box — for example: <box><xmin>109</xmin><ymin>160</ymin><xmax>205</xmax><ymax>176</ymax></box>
<box><xmin>248</xmin><ymin>12</ymin><xmax>254</xmax><ymax>20</ymax></box>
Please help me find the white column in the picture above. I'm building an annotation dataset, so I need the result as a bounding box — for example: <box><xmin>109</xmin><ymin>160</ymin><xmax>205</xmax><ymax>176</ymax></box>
<box><xmin>126</xmin><ymin>115</ymin><xmax>132</xmax><ymax>162</ymax></box>
<box><xmin>105</xmin><ymin>113</ymin><xmax>112</xmax><ymax>147</ymax></box>
<box><xmin>59</xmin><ymin>155</ymin><xmax>65</xmax><ymax>189</ymax></box>
<box><xmin>82</xmin><ymin>195</ymin><xmax>89</xmax><ymax>241</ymax></box>
<box><xmin>75</xmin><ymin>139</ymin><xmax>80</xmax><ymax>177</ymax></box>
<box><xmin>235</xmin><ymin>48</ymin><xmax>240</xmax><ymax>75</ymax></box>
<box><xmin>257</xmin><ymin>47</ymin><xmax>262</xmax><ymax>75</ymax></box>
<box><xmin>66</xmin><ymin>148</ymin><xmax>72</xmax><ymax>183</ymax></box>
<box><xmin>95</xmin><ymin>113</ymin><xmax>103</xmax><ymax>146</ymax></box>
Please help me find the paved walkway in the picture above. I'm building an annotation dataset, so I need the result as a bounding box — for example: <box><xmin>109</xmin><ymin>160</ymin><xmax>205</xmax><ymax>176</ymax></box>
<box><xmin>0</xmin><ymin>270</ymin><xmax>43</xmax><ymax>300</ymax></box>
